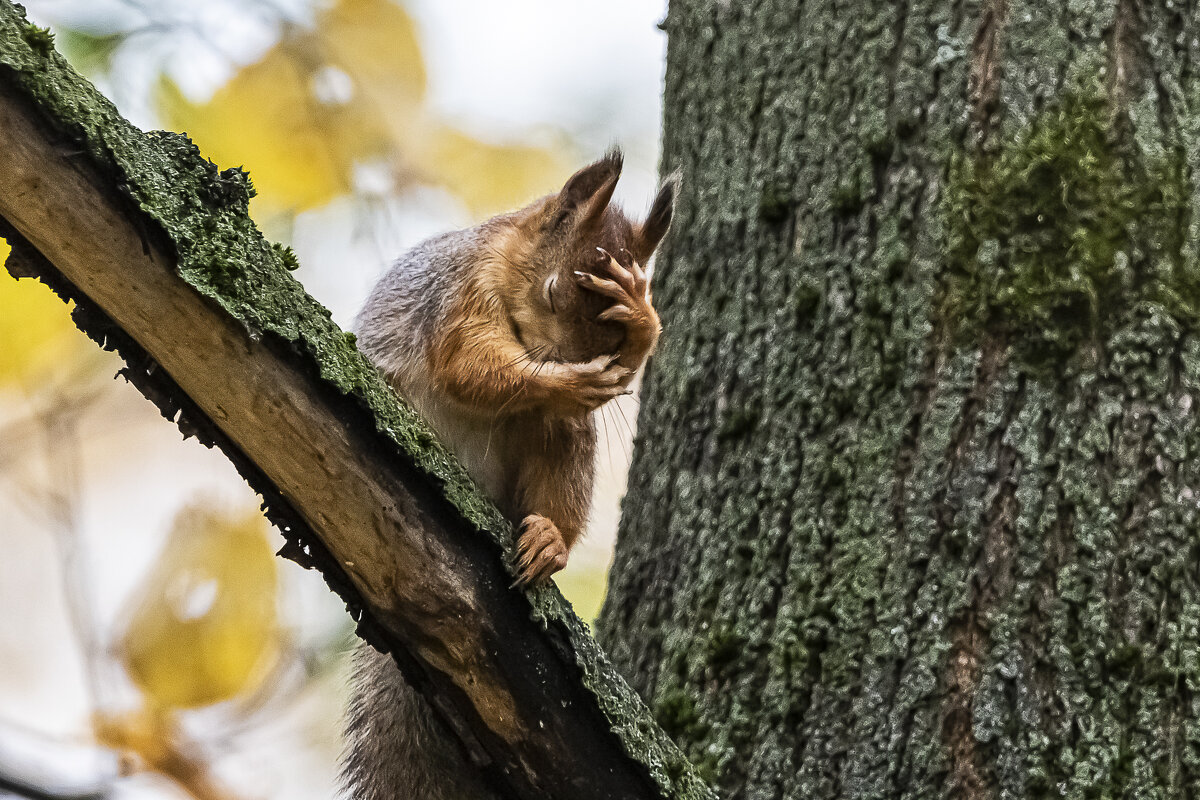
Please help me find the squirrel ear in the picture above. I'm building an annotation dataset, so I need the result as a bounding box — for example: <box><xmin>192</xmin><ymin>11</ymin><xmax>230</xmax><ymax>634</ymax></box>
<box><xmin>558</xmin><ymin>148</ymin><xmax>623</xmax><ymax>228</ymax></box>
<box><xmin>632</xmin><ymin>171</ymin><xmax>679</xmax><ymax>261</ymax></box>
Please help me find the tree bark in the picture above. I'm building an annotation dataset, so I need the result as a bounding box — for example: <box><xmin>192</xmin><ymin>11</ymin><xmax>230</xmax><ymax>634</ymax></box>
<box><xmin>0</xmin><ymin>4</ymin><xmax>714</xmax><ymax>799</ymax></box>
<box><xmin>600</xmin><ymin>1</ymin><xmax>1200</xmax><ymax>798</ymax></box>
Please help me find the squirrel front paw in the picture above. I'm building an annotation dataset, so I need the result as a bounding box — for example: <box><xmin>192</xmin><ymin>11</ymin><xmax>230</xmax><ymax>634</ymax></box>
<box><xmin>512</xmin><ymin>514</ymin><xmax>569</xmax><ymax>587</ymax></box>
<box><xmin>536</xmin><ymin>354</ymin><xmax>631</xmax><ymax>412</ymax></box>
<box><xmin>575</xmin><ymin>248</ymin><xmax>661</xmax><ymax>346</ymax></box>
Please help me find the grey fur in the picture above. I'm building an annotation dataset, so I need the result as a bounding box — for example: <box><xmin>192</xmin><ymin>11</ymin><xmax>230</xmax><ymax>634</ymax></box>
<box><xmin>354</xmin><ymin>227</ymin><xmax>485</xmax><ymax>379</ymax></box>
<box><xmin>340</xmin><ymin>644</ymin><xmax>502</xmax><ymax>800</ymax></box>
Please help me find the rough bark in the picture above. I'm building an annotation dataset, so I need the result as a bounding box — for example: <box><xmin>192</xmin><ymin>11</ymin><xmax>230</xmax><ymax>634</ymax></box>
<box><xmin>600</xmin><ymin>1</ymin><xmax>1200</xmax><ymax>798</ymax></box>
<box><xmin>0</xmin><ymin>5</ymin><xmax>715</xmax><ymax>799</ymax></box>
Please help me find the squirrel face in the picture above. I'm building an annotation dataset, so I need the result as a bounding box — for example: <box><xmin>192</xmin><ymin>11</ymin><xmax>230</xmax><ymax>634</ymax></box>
<box><xmin>495</xmin><ymin>149</ymin><xmax>677</xmax><ymax>364</ymax></box>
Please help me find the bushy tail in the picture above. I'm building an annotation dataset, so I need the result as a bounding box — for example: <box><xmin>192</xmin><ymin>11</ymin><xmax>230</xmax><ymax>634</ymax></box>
<box><xmin>340</xmin><ymin>643</ymin><xmax>504</xmax><ymax>800</ymax></box>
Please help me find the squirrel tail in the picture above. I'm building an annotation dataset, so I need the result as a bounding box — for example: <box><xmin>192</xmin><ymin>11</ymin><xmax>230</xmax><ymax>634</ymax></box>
<box><xmin>341</xmin><ymin>642</ymin><xmax>505</xmax><ymax>800</ymax></box>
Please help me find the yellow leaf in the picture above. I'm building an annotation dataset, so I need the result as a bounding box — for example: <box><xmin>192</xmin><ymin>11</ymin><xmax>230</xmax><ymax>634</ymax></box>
<box><xmin>120</xmin><ymin>503</ymin><xmax>280</xmax><ymax>710</ymax></box>
<box><xmin>422</xmin><ymin>126</ymin><xmax>573</xmax><ymax>219</ymax></box>
<box><xmin>156</xmin><ymin>59</ymin><xmax>354</xmax><ymax>213</ymax></box>
<box><xmin>320</xmin><ymin>0</ymin><xmax>425</xmax><ymax>115</ymax></box>
<box><xmin>0</xmin><ymin>247</ymin><xmax>91</xmax><ymax>387</ymax></box>
<box><xmin>155</xmin><ymin>0</ymin><xmax>426</xmax><ymax>214</ymax></box>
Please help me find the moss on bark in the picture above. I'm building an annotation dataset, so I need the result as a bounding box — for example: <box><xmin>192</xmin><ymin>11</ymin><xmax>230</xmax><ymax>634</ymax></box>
<box><xmin>941</xmin><ymin>84</ymin><xmax>1195</xmax><ymax>367</ymax></box>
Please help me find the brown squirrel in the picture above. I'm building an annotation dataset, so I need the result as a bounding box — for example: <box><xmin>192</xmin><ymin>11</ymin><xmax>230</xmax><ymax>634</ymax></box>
<box><xmin>342</xmin><ymin>149</ymin><xmax>676</xmax><ymax>799</ymax></box>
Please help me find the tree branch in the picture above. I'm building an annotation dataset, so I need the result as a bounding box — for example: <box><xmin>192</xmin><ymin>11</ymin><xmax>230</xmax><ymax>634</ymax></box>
<box><xmin>0</xmin><ymin>5</ymin><xmax>714</xmax><ymax>799</ymax></box>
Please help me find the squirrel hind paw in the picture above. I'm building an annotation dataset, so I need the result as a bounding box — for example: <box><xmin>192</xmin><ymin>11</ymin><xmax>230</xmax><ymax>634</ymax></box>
<box><xmin>511</xmin><ymin>515</ymin><xmax>569</xmax><ymax>588</ymax></box>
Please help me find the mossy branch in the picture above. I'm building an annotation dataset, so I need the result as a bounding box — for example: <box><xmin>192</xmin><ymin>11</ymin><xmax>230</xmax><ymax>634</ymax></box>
<box><xmin>0</xmin><ymin>4</ymin><xmax>715</xmax><ymax>799</ymax></box>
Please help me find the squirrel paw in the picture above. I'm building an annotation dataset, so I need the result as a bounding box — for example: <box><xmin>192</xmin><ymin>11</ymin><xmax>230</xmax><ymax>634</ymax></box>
<box><xmin>570</xmin><ymin>354</ymin><xmax>632</xmax><ymax>407</ymax></box>
<box><xmin>539</xmin><ymin>354</ymin><xmax>631</xmax><ymax>411</ymax></box>
<box><xmin>575</xmin><ymin>248</ymin><xmax>659</xmax><ymax>332</ymax></box>
<box><xmin>512</xmin><ymin>514</ymin><xmax>569</xmax><ymax>588</ymax></box>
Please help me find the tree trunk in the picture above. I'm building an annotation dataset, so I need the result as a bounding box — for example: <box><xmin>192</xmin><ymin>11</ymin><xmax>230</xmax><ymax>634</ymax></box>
<box><xmin>600</xmin><ymin>1</ymin><xmax>1200</xmax><ymax>798</ymax></box>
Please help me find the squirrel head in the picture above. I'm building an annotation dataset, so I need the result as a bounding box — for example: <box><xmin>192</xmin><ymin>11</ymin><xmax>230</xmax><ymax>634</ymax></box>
<box><xmin>495</xmin><ymin>148</ymin><xmax>678</xmax><ymax>363</ymax></box>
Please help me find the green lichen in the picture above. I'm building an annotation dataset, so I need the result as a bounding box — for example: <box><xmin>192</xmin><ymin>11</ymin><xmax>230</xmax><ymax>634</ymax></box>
<box><xmin>704</xmin><ymin>624</ymin><xmax>742</xmax><ymax>672</ymax></box>
<box><xmin>654</xmin><ymin>683</ymin><xmax>723</xmax><ymax>784</ymax></box>
<box><xmin>21</xmin><ymin>22</ymin><xmax>52</xmax><ymax>55</ymax></box>
<box><xmin>655</xmin><ymin>687</ymin><xmax>704</xmax><ymax>740</ymax></box>
<box><xmin>271</xmin><ymin>241</ymin><xmax>300</xmax><ymax>271</ymax></box>
<box><xmin>940</xmin><ymin>88</ymin><xmax>1195</xmax><ymax>364</ymax></box>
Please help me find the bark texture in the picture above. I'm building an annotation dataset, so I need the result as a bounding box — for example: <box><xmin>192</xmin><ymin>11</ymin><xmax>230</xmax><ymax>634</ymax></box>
<box><xmin>600</xmin><ymin>1</ymin><xmax>1200</xmax><ymax>798</ymax></box>
<box><xmin>0</xmin><ymin>4</ymin><xmax>715</xmax><ymax>798</ymax></box>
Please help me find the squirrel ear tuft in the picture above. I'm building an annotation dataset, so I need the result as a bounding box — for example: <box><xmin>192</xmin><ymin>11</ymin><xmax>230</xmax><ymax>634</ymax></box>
<box><xmin>632</xmin><ymin>171</ymin><xmax>680</xmax><ymax>261</ymax></box>
<box><xmin>558</xmin><ymin>148</ymin><xmax>623</xmax><ymax>225</ymax></box>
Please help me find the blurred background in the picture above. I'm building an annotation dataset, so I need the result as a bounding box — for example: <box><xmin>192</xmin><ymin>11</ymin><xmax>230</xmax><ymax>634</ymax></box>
<box><xmin>0</xmin><ymin>0</ymin><xmax>667</xmax><ymax>796</ymax></box>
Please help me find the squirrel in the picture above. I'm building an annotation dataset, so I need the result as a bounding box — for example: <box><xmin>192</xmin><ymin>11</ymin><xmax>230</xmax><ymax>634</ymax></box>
<box><xmin>341</xmin><ymin>149</ymin><xmax>676</xmax><ymax>799</ymax></box>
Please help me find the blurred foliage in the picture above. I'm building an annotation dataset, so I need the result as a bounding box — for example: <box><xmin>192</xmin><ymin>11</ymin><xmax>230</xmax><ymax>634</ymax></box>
<box><xmin>155</xmin><ymin>0</ymin><xmax>571</xmax><ymax>218</ymax></box>
<box><xmin>0</xmin><ymin>5</ymin><xmax>617</xmax><ymax>793</ymax></box>
<box><xmin>556</xmin><ymin>562</ymin><xmax>609</xmax><ymax>625</ymax></box>
<box><xmin>54</xmin><ymin>27</ymin><xmax>123</xmax><ymax>78</ymax></box>
<box><xmin>119</xmin><ymin>503</ymin><xmax>280</xmax><ymax>710</ymax></box>
<box><xmin>95</xmin><ymin>707</ymin><xmax>236</xmax><ymax>800</ymax></box>
<box><xmin>0</xmin><ymin>241</ymin><xmax>94</xmax><ymax>388</ymax></box>
<box><xmin>426</xmin><ymin>125</ymin><xmax>567</xmax><ymax>221</ymax></box>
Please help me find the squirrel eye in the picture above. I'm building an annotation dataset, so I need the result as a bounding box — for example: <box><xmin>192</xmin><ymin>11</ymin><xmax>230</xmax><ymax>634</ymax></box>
<box><xmin>543</xmin><ymin>274</ymin><xmax>558</xmax><ymax>314</ymax></box>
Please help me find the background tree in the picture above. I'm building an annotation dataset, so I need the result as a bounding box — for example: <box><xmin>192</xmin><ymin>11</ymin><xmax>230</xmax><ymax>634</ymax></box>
<box><xmin>600</xmin><ymin>1</ymin><xmax>1200</xmax><ymax>797</ymax></box>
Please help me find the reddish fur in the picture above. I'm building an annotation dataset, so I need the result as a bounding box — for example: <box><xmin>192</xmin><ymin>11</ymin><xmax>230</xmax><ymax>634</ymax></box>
<box><xmin>344</xmin><ymin>150</ymin><xmax>677</xmax><ymax>800</ymax></box>
<box><xmin>381</xmin><ymin>150</ymin><xmax>674</xmax><ymax>585</ymax></box>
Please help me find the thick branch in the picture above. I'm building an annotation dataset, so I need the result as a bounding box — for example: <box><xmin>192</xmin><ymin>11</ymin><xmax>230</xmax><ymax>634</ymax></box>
<box><xmin>0</xmin><ymin>5</ymin><xmax>714</xmax><ymax>799</ymax></box>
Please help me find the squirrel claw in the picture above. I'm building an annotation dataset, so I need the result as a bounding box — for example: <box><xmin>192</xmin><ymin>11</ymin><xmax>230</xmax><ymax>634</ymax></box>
<box><xmin>580</xmin><ymin>252</ymin><xmax>654</xmax><ymax>336</ymax></box>
<box><xmin>574</xmin><ymin>270</ymin><xmax>626</xmax><ymax>302</ymax></box>
<box><xmin>511</xmin><ymin>514</ymin><xmax>568</xmax><ymax>588</ymax></box>
<box><xmin>595</xmin><ymin>247</ymin><xmax>647</xmax><ymax>296</ymax></box>
<box><xmin>597</xmin><ymin>304</ymin><xmax>634</xmax><ymax>323</ymax></box>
